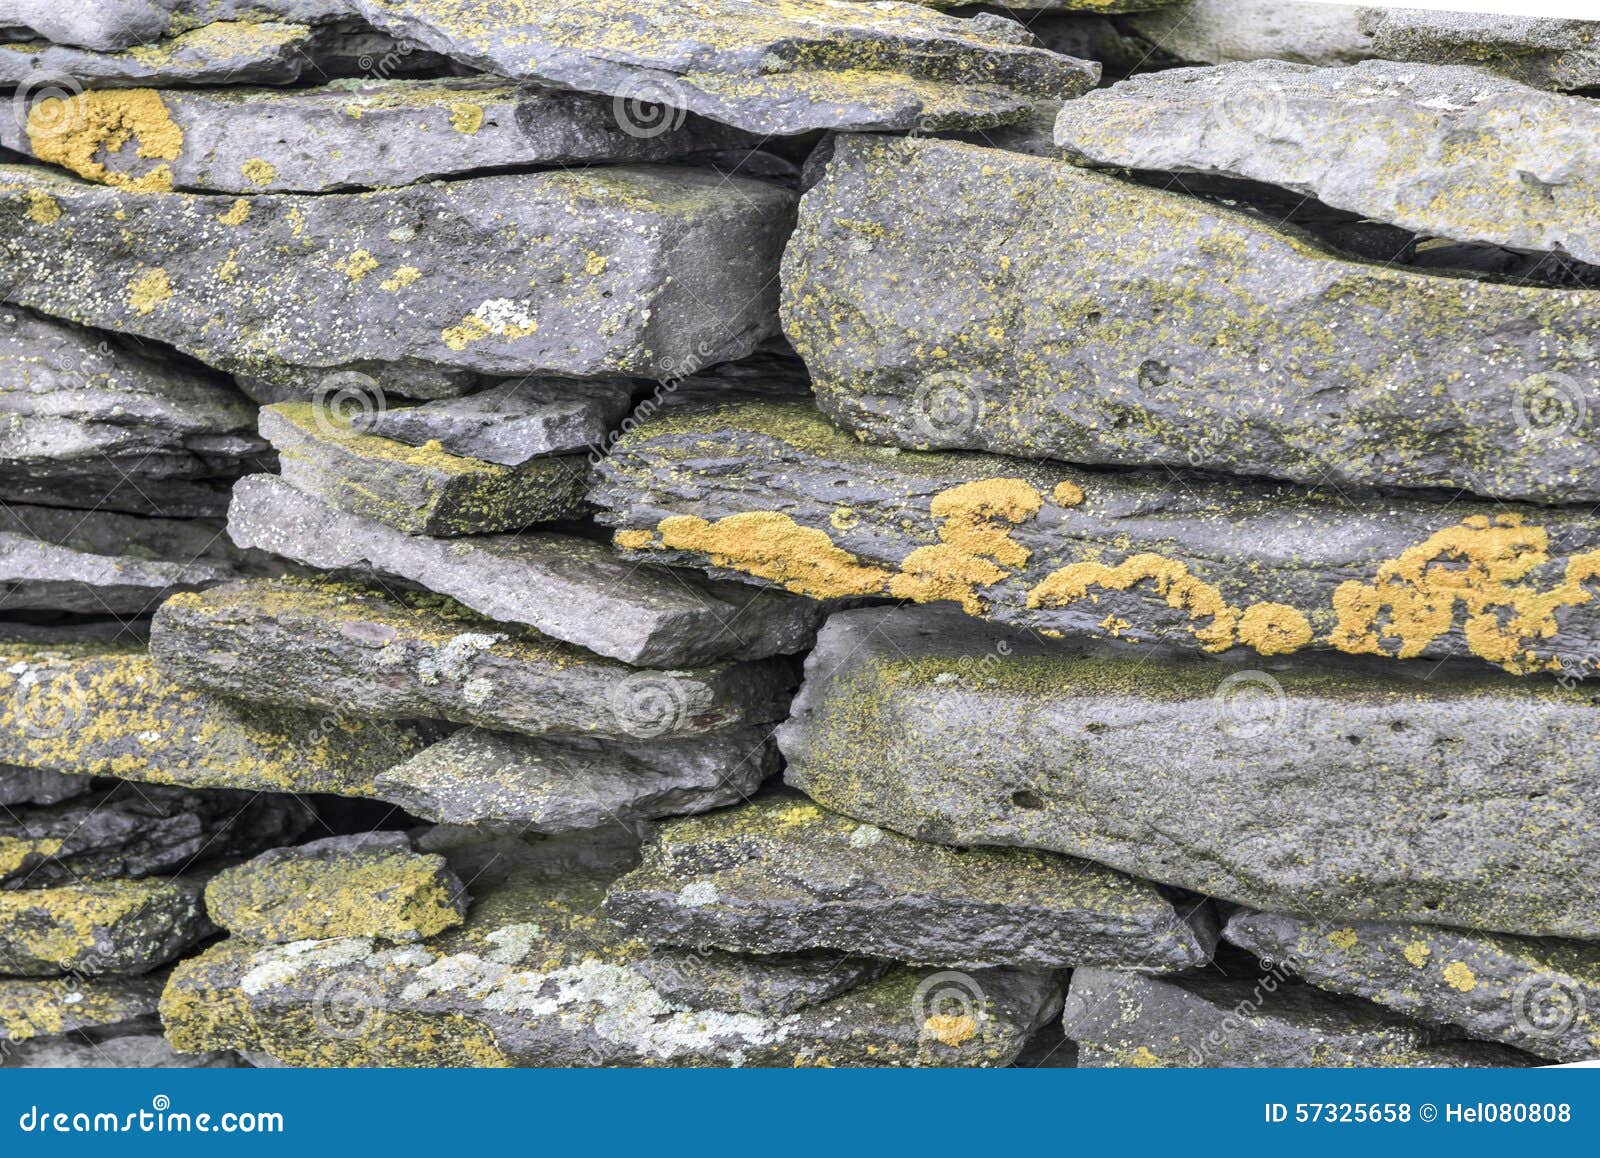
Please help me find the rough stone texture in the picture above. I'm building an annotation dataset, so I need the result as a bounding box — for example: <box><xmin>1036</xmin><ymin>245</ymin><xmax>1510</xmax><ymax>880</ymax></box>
<box><xmin>0</xmin><ymin>640</ymin><xmax>431</xmax><ymax>797</ymax></box>
<box><xmin>779</xmin><ymin>605</ymin><xmax>1600</xmax><ymax>941</ymax></box>
<box><xmin>0</xmin><ymin>21</ymin><xmax>326</xmax><ymax>87</ymax></box>
<box><xmin>0</xmin><ymin>79</ymin><xmax>764</xmax><ymax>193</ymax></box>
<box><xmin>603</xmin><ymin>790</ymin><xmax>1217</xmax><ymax>971</ymax></box>
<box><xmin>161</xmin><ymin>827</ymin><xmax>1062</xmax><ymax>1066</ymax></box>
<box><xmin>1224</xmin><ymin>909</ymin><xmax>1600</xmax><ymax>1063</ymax></box>
<box><xmin>151</xmin><ymin>578</ymin><xmax>796</xmax><ymax>739</ymax></box>
<box><xmin>0</xmin><ymin>782</ymin><xmax>305</xmax><ymax>888</ymax></box>
<box><xmin>0</xmin><ymin>877</ymin><xmax>213</xmax><ymax>976</ymax></box>
<box><xmin>355</xmin><ymin>378</ymin><xmax>636</xmax><ymax>466</ymax></box>
<box><xmin>0</xmin><ymin>306</ymin><xmax>271</xmax><ymax>517</ymax></box>
<box><xmin>374</xmin><ymin>726</ymin><xmax>779</xmax><ymax>833</ymax></box>
<box><xmin>0</xmin><ymin>2</ymin><xmax>353</xmax><ymax>51</ymax></box>
<box><xmin>228</xmin><ymin>474</ymin><xmax>822</xmax><ymax>666</ymax></box>
<box><xmin>205</xmin><ymin>833</ymin><xmax>469</xmax><ymax>945</ymax></box>
<box><xmin>1062</xmin><ymin>967</ymin><xmax>1535</xmax><ymax>1068</ymax></box>
<box><xmin>259</xmin><ymin>403</ymin><xmax>589</xmax><ymax>534</ymax></box>
<box><xmin>783</xmin><ymin>135</ymin><xmax>1600</xmax><ymax>505</ymax></box>
<box><xmin>1055</xmin><ymin>60</ymin><xmax>1600</xmax><ymax>266</ymax></box>
<box><xmin>341</xmin><ymin>0</ymin><xmax>1098</xmax><ymax>136</ymax></box>
<box><xmin>0</xmin><ymin>163</ymin><xmax>793</xmax><ymax>397</ymax></box>
<box><xmin>1363</xmin><ymin>9</ymin><xmax>1600</xmax><ymax>92</ymax></box>
<box><xmin>635</xmin><ymin>948</ymin><xmax>891</xmax><ymax>1017</ymax></box>
<box><xmin>2</xmin><ymin>1032</ymin><xmax>242</xmax><ymax>1068</ymax></box>
<box><xmin>1124</xmin><ymin>0</ymin><xmax>1376</xmax><ymax>66</ymax></box>
<box><xmin>592</xmin><ymin>393</ymin><xmax>1600</xmax><ymax>679</ymax></box>
<box><xmin>0</xmin><ymin>764</ymin><xmax>88</xmax><ymax>806</ymax></box>
<box><xmin>1</xmin><ymin>504</ymin><xmax>281</xmax><ymax>614</ymax></box>
<box><xmin>2</xmin><ymin>972</ymin><xmax>167</xmax><ymax>1045</ymax></box>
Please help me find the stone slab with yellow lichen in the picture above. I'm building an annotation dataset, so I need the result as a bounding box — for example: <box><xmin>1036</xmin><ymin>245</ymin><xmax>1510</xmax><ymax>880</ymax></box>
<box><xmin>780</xmin><ymin>605</ymin><xmax>1600</xmax><ymax>939</ymax></box>
<box><xmin>2</xmin><ymin>971</ymin><xmax>169</xmax><ymax>1045</ymax></box>
<box><xmin>0</xmin><ymin>2</ymin><xmax>354</xmax><ymax>53</ymax></box>
<box><xmin>1361</xmin><ymin>8</ymin><xmax>1600</xmax><ymax>91</ymax></box>
<box><xmin>0</xmin><ymin>21</ymin><xmax>325</xmax><ymax>87</ymax></box>
<box><xmin>0</xmin><ymin>876</ymin><xmax>213</xmax><ymax>976</ymax></box>
<box><xmin>1224</xmin><ymin>909</ymin><xmax>1600</xmax><ymax>1064</ymax></box>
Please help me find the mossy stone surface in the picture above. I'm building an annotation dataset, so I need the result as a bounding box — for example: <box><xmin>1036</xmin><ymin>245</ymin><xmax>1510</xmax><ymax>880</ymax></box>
<box><xmin>0</xmin><ymin>877</ymin><xmax>212</xmax><ymax>977</ymax></box>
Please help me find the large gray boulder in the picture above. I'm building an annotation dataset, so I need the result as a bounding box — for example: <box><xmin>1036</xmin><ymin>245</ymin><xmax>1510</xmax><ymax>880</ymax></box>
<box><xmin>779</xmin><ymin>605</ymin><xmax>1600</xmax><ymax>940</ymax></box>
<box><xmin>0</xmin><ymin>877</ymin><xmax>213</xmax><ymax>976</ymax></box>
<box><xmin>782</xmin><ymin>135</ymin><xmax>1600</xmax><ymax>504</ymax></box>
<box><xmin>1362</xmin><ymin>9</ymin><xmax>1600</xmax><ymax>91</ymax></box>
<box><xmin>0</xmin><ymin>162</ymin><xmax>793</xmax><ymax>396</ymax></box>
<box><xmin>1124</xmin><ymin>0</ymin><xmax>1377</xmax><ymax>65</ymax></box>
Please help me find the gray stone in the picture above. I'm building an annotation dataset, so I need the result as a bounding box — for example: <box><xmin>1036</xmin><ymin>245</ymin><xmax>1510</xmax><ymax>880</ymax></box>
<box><xmin>151</xmin><ymin>578</ymin><xmax>796</xmax><ymax>739</ymax></box>
<box><xmin>1125</xmin><ymin>0</ymin><xmax>1376</xmax><ymax>66</ymax></box>
<box><xmin>0</xmin><ymin>2</ymin><xmax>353</xmax><ymax>51</ymax></box>
<box><xmin>1055</xmin><ymin>60</ymin><xmax>1600</xmax><ymax>266</ymax></box>
<box><xmin>603</xmin><ymin>789</ymin><xmax>1217</xmax><ymax>971</ymax></box>
<box><xmin>1</xmin><ymin>973</ymin><xmax>167</xmax><ymax>1045</ymax></box>
<box><xmin>1362</xmin><ymin>9</ymin><xmax>1600</xmax><ymax>92</ymax></box>
<box><xmin>0</xmin><ymin>877</ymin><xmax>213</xmax><ymax>976</ymax></box>
<box><xmin>0</xmin><ymin>163</ymin><xmax>792</xmax><ymax>397</ymax></box>
<box><xmin>341</xmin><ymin>0</ymin><xmax>1097</xmax><ymax>136</ymax></box>
<box><xmin>0</xmin><ymin>21</ymin><xmax>326</xmax><ymax>87</ymax></box>
<box><xmin>779</xmin><ymin>605</ymin><xmax>1600</xmax><ymax>940</ymax></box>
<box><xmin>783</xmin><ymin>135</ymin><xmax>1600</xmax><ymax>504</ymax></box>
<box><xmin>228</xmin><ymin>474</ymin><xmax>822</xmax><ymax>666</ymax></box>
<box><xmin>635</xmin><ymin>948</ymin><xmax>891</xmax><ymax>1017</ymax></box>
<box><xmin>373</xmin><ymin>726</ymin><xmax>780</xmax><ymax>833</ymax></box>
<box><xmin>0</xmin><ymin>765</ymin><xmax>89</xmax><ymax>806</ymax></box>
<box><xmin>1224</xmin><ymin>910</ymin><xmax>1600</xmax><ymax>1063</ymax></box>
<box><xmin>2</xmin><ymin>1032</ymin><xmax>243</xmax><ymax>1068</ymax></box>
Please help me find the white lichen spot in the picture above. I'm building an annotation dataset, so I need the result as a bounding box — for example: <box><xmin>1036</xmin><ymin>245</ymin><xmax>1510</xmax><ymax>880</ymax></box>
<box><xmin>848</xmin><ymin>825</ymin><xmax>884</xmax><ymax>849</ymax></box>
<box><xmin>676</xmin><ymin>881</ymin><xmax>719</xmax><ymax>908</ymax></box>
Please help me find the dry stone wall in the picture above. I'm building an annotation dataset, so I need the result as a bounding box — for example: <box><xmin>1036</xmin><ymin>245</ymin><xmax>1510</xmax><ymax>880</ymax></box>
<box><xmin>0</xmin><ymin>0</ymin><xmax>1596</xmax><ymax>1069</ymax></box>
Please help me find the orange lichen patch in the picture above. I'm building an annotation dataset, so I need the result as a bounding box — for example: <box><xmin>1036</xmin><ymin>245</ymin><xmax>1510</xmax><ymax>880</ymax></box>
<box><xmin>26</xmin><ymin>89</ymin><xmax>183</xmax><ymax>193</ymax></box>
<box><xmin>23</xmin><ymin>189</ymin><xmax>60</xmax><ymax>224</ymax></box>
<box><xmin>1027</xmin><ymin>553</ymin><xmax>1238</xmax><ymax>652</ymax></box>
<box><xmin>127</xmin><ymin>268</ymin><xmax>173</xmax><ymax>315</ymax></box>
<box><xmin>240</xmin><ymin>158</ymin><xmax>277</xmax><ymax>186</ymax></box>
<box><xmin>613</xmin><ymin>529</ymin><xmax>655</xmax><ymax>550</ymax></box>
<box><xmin>1051</xmin><ymin>480</ymin><xmax>1086</xmax><ymax>507</ymax></box>
<box><xmin>1237</xmin><ymin>602</ymin><xmax>1313</xmax><ymax>656</ymax></box>
<box><xmin>1329</xmin><ymin>514</ymin><xmax>1600</xmax><ymax>674</ymax></box>
<box><xmin>921</xmin><ymin>1014</ymin><xmax>978</xmax><ymax>1048</ymax></box>
<box><xmin>655</xmin><ymin>512</ymin><xmax>892</xmax><ymax>599</ymax></box>
<box><xmin>1443</xmin><ymin>961</ymin><xmax>1478</xmax><ymax>992</ymax></box>
<box><xmin>891</xmin><ymin>545</ymin><xmax>1008</xmax><ymax>615</ymax></box>
<box><xmin>216</xmin><ymin>198</ymin><xmax>250</xmax><ymax>226</ymax></box>
<box><xmin>889</xmin><ymin>479</ymin><xmax>1043</xmax><ymax>614</ymax></box>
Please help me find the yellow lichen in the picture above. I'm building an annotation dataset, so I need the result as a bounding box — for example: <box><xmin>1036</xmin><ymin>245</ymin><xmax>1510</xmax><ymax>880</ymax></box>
<box><xmin>1028</xmin><ymin>553</ymin><xmax>1237</xmax><ymax>652</ymax></box>
<box><xmin>334</xmin><ymin>249</ymin><xmax>380</xmax><ymax>283</ymax></box>
<box><xmin>614</xmin><ymin>529</ymin><xmax>655</xmax><ymax>550</ymax></box>
<box><xmin>126</xmin><ymin>267</ymin><xmax>173</xmax><ymax>315</ymax></box>
<box><xmin>23</xmin><ymin>189</ymin><xmax>60</xmax><ymax>224</ymax></box>
<box><xmin>922</xmin><ymin>1014</ymin><xmax>978</xmax><ymax>1048</ymax></box>
<box><xmin>1051</xmin><ymin>480</ymin><xmax>1086</xmax><ymax>507</ymax></box>
<box><xmin>1327</xmin><ymin>928</ymin><xmax>1359</xmax><ymax>951</ymax></box>
<box><xmin>26</xmin><ymin>89</ymin><xmax>183</xmax><ymax>193</ymax></box>
<box><xmin>656</xmin><ymin>512</ymin><xmax>893</xmax><ymax>599</ymax></box>
<box><xmin>584</xmin><ymin>251</ymin><xmax>607</xmax><ymax>276</ymax></box>
<box><xmin>216</xmin><ymin>198</ymin><xmax>250</xmax><ymax>226</ymax></box>
<box><xmin>1443</xmin><ymin>961</ymin><xmax>1478</xmax><ymax>992</ymax></box>
<box><xmin>448</xmin><ymin>101</ymin><xmax>485</xmax><ymax>135</ymax></box>
<box><xmin>240</xmin><ymin>158</ymin><xmax>277</xmax><ymax>186</ymax></box>
<box><xmin>890</xmin><ymin>478</ymin><xmax>1043</xmax><ymax>614</ymax></box>
<box><xmin>1237</xmin><ymin>602</ymin><xmax>1314</xmax><ymax>656</ymax></box>
<box><xmin>1403</xmin><ymin>941</ymin><xmax>1432</xmax><ymax>968</ymax></box>
<box><xmin>380</xmin><ymin>265</ymin><xmax>422</xmax><ymax>292</ymax></box>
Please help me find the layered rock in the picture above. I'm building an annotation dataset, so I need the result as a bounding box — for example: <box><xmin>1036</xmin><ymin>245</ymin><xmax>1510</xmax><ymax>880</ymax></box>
<box><xmin>634</xmin><ymin>949</ymin><xmax>891</xmax><ymax>1017</ymax></box>
<box><xmin>0</xmin><ymin>2</ymin><xmax>353</xmax><ymax>51</ymax></box>
<box><xmin>778</xmin><ymin>605</ymin><xmax>1600</xmax><ymax>940</ymax></box>
<box><xmin>2</xmin><ymin>973</ymin><xmax>169</xmax><ymax>1046</ymax></box>
<box><xmin>0</xmin><ymin>878</ymin><xmax>212</xmax><ymax>975</ymax></box>
<box><xmin>0</xmin><ymin>765</ymin><xmax>88</xmax><ymax>806</ymax></box>
<box><xmin>1123</xmin><ymin>0</ymin><xmax>1376</xmax><ymax>65</ymax></box>
<box><xmin>3</xmin><ymin>1033</ymin><xmax>242</xmax><ymax>1068</ymax></box>
<box><xmin>1362</xmin><ymin>9</ymin><xmax>1600</xmax><ymax>91</ymax></box>
<box><xmin>0</xmin><ymin>21</ymin><xmax>326</xmax><ymax>87</ymax></box>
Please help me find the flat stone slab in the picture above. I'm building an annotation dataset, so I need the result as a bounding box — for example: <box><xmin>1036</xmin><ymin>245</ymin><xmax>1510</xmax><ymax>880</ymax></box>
<box><xmin>0</xmin><ymin>163</ymin><xmax>792</xmax><ymax>397</ymax></box>
<box><xmin>375</xmin><ymin>726</ymin><xmax>779</xmax><ymax>833</ymax></box>
<box><xmin>0</xmin><ymin>765</ymin><xmax>89</xmax><ymax>806</ymax></box>
<box><xmin>1063</xmin><ymin>967</ymin><xmax>1533</xmax><ymax>1068</ymax></box>
<box><xmin>151</xmin><ymin>578</ymin><xmax>795</xmax><ymax>739</ymax></box>
<box><xmin>1362</xmin><ymin>9</ymin><xmax>1600</xmax><ymax>91</ymax></box>
<box><xmin>259</xmin><ymin>402</ymin><xmax>589</xmax><ymax>534</ymax></box>
<box><xmin>783</xmin><ymin>135</ymin><xmax>1600</xmax><ymax>504</ymax></box>
<box><xmin>636</xmin><ymin>948</ymin><xmax>891</xmax><ymax>1017</ymax></box>
<box><xmin>1124</xmin><ymin>0</ymin><xmax>1376</xmax><ymax>66</ymax></box>
<box><xmin>1055</xmin><ymin>60</ymin><xmax>1600</xmax><ymax>266</ymax></box>
<box><xmin>1225</xmin><ymin>910</ymin><xmax>1600</xmax><ymax>1064</ymax></box>
<box><xmin>603</xmin><ymin>790</ymin><xmax>1216</xmax><ymax>971</ymax></box>
<box><xmin>0</xmin><ymin>877</ymin><xmax>212</xmax><ymax>976</ymax></box>
<box><xmin>228</xmin><ymin>474</ymin><xmax>822</xmax><ymax>666</ymax></box>
<box><xmin>0</xmin><ymin>2</ymin><xmax>352</xmax><ymax>52</ymax></box>
<box><xmin>0</xmin><ymin>21</ymin><xmax>325</xmax><ymax>87</ymax></box>
<box><xmin>592</xmin><ymin>395</ymin><xmax>1600</xmax><ymax>677</ymax></box>
<box><xmin>779</xmin><ymin>605</ymin><xmax>1600</xmax><ymax>940</ymax></box>
<box><xmin>342</xmin><ymin>0</ymin><xmax>1097</xmax><ymax>136</ymax></box>
<box><xmin>0</xmin><ymin>640</ymin><xmax>431</xmax><ymax>797</ymax></box>
<box><xmin>2</xmin><ymin>972</ymin><xmax>167</xmax><ymax>1045</ymax></box>
<box><xmin>205</xmin><ymin>833</ymin><xmax>469</xmax><ymax>945</ymax></box>
<box><xmin>3</xmin><ymin>1032</ymin><xmax>243</xmax><ymax>1068</ymax></box>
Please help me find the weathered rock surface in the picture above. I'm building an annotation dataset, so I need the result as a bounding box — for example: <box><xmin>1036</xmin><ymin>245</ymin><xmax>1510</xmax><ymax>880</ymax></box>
<box><xmin>0</xmin><ymin>21</ymin><xmax>325</xmax><ymax>87</ymax></box>
<box><xmin>340</xmin><ymin>0</ymin><xmax>1097</xmax><ymax>136</ymax></box>
<box><xmin>0</xmin><ymin>164</ymin><xmax>792</xmax><ymax>396</ymax></box>
<box><xmin>2</xmin><ymin>973</ymin><xmax>167</xmax><ymax>1045</ymax></box>
<box><xmin>1362</xmin><ymin>9</ymin><xmax>1600</xmax><ymax>92</ymax></box>
<box><xmin>0</xmin><ymin>306</ymin><xmax>271</xmax><ymax>517</ymax></box>
<box><xmin>779</xmin><ymin>605</ymin><xmax>1600</xmax><ymax>940</ymax></box>
<box><xmin>0</xmin><ymin>765</ymin><xmax>88</xmax><ymax>806</ymax></box>
<box><xmin>0</xmin><ymin>641</ymin><xmax>431</xmax><ymax>796</ymax></box>
<box><xmin>0</xmin><ymin>782</ymin><xmax>305</xmax><ymax>887</ymax></box>
<box><xmin>355</xmin><ymin>378</ymin><xmax>635</xmax><ymax>466</ymax></box>
<box><xmin>1055</xmin><ymin>60</ymin><xmax>1600</xmax><ymax>266</ymax></box>
<box><xmin>152</xmin><ymin>578</ymin><xmax>796</xmax><ymax>738</ymax></box>
<box><xmin>593</xmin><ymin>395</ymin><xmax>1600</xmax><ymax>676</ymax></box>
<box><xmin>1062</xmin><ymin>967</ymin><xmax>1534</xmax><ymax>1068</ymax></box>
<box><xmin>3</xmin><ymin>1032</ymin><xmax>242</xmax><ymax>1068</ymax></box>
<box><xmin>604</xmin><ymin>790</ymin><xmax>1217</xmax><ymax>971</ymax></box>
<box><xmin>229</xmin><ymin>475</ymin><xmax>822</xmax><ymax>666</ymax></box>
<box><xmin>205</xmin><ymin>833</ymin><xmax>468</xmax><ymax>945</ymax></box>
<box><xmin>1225</xmin><ymin>910</ymin><xmax>1600</xmax><ymax>1063</ymax></box>
<box><xmin>0</xmin><ymin>877</ymin><xmax>212</xmax><ymax>976</ymax></box>
<box><xmin>635</xmin><ymin>948</ymin><xmax>891</xmax><ymax>1017</ymax></box>
<box><xmin>0</xmin><ymin>2</ymin><xmax>352</xmax><ymax>52</ymax></box>
<box><xmin>783</xmin><ymin>135</ymin><xmax>1600</xmax><ymax>504</ymax></box>
<box><xmin>259</xmin><ymin>402</ymin><xmax>589</xmax><ymax>534</ymax></box>
<box><xmin>1124</xmin><ymin>0</ymin><xmax>1376</xmax><ymax>65</ymax></box>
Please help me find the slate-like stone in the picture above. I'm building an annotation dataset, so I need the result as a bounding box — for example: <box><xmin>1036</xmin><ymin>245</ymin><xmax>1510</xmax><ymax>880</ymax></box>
<box><xmin>1124</xmin><ymin>0</ymin><xmax>1376</xmax><ymax>65</ymax></box>
<box><xmin>1362</xmin><ymin>9</ymin><xmax>1600</xmax><ymax>92</ymax></box>
<box><xmin>341</xmin><ymin>0</ymin><xmax>1097</xmax><ymax>136</ymax></box>
<box><xmin>1225</xmin><ymin>910</ymin><xmax>1600</xmax><ymax>1063</ymax></box>
<box><xmin>779</xmin><ymin>605</ymin><xmax>1600</xmax><ymax>940</ymax></box>
<box><xmin>0</xmin><ymin>877</ymin><xmax>212</xmax><ymax>976</ymax></box>
<box><xmin>591</xmin><ymin>387</ymin><xmax>1600</xmax><ymax>679</ymax></box>
<box><xmin>0</xmin><ymin>21</ymin><xmax>325</xmax><ymax>87</ymax></box>
<box><xmin>0</xmin><ymin>782</ymin><xmax>305</xmax><ymax>888</ymax></box>
<box><xmin>1</xmin><ymin>972</ymin><xmax>167</xmax><ymax>1044</ymax></box>
<box><xmin>604</xmin><ymin>790</ymin><xmax>1216</xmax><ymax>971</ymax></box>
<box><xmin>0</xmin><ymin>306</ymin><xmax>271</xmax><ymax>517</ymax></box>
<box><xmin>373</xmin><ymin>726</ymin><xmax>779</xmax><ymax>834</ymax></box>
<box><xmin>205</xmin><ymin>833</ymin><xmax>469</xmax><ymax>945</ymax></box>
<box><xmin>0</xmin><ymin>765</ymin><xmax>88</xmax><ymax>806</ymax></box>
<box><xmin>355</xmin><ymin>378</ymin><xmax>635</xmax><ymax>466</ymax></box>
<box><xmin>0</xmin><ymin>641</ymin><xmax>431</xmax><ymax>797</ymax></box>
<box><xmin>0</xmin><ymin>2</ymin><xmax>353</xmax><ymax>52</ymax></box>
<box><xmin>636</xmin><ymin>948</ymin><xmax>891</xmax><ymax>1017</ymax></box>
<box><xmin>228</xmin><ymin>475</ymin><xmax>822</xmax><ymax>666</ymax></box>
<box><xmin>1055</xmin><ymin>60</ymin><xmax>1600</xmax><ymax>266</ymax></box>
<box><xmin>783</xmin><ymin>135</ymin><xmax>1600</xmax><ymax>504</ymax></box>
<box><xmin>0</xmin><ymin>163</ymin><xmax>793</xmax><ymax>397</ymax></box>
<box><xmin>151</xmin><ymin>578</ymin><xmax>796</xmax><ymax>739</ymax></box>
